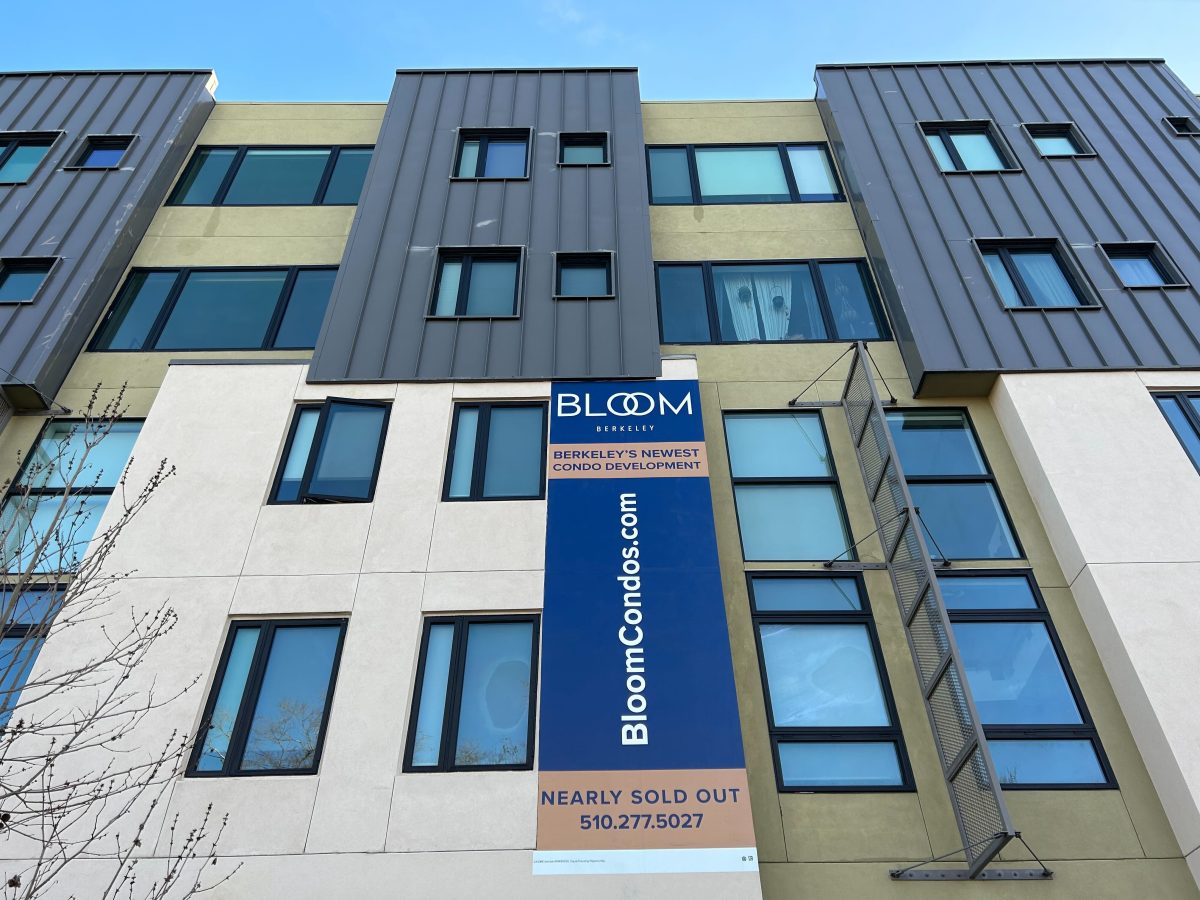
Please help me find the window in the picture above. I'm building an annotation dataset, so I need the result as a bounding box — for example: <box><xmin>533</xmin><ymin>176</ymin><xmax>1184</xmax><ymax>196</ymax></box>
<box><xmin>431</xmin><ymin>249</ymin><xmax>521</xmax><ymax>317</ymax></box>
<box><xmin>1155</xmin><ymin>392</ymin><xmax>1200</xmax><ymax>470</ymax></box>
<box><xmin>1</xmin><ymin>421</ymin><xmax>141</xmax><ymax>573</ymax></box>
<box><xmin>0</xmin><ymin>259</ymin><xmax>54</xmax><ymax>304</ymax></box>
<box><xmin>0</xmin><ymin>134</ymin><xmax>56</xmax><ymax>183</ymax></box>
<box><xmin>750</xmin><ymin>575</ymin><xmax>910</xmax><ymax>790</ymax></box>
<box><xmin>1165</xmin><ymin>115</ymin><xmax>1200</xmax><ymax>137</ymax></box>
<box><xmin>67</xmin><ymin>135</ymin><xmax>134</xmax><ymax>169</ymax></box>
<box><xmin>939</xmin><ymin>573</ymin><xmax>1111</xmax><ymax>787</ymax></box>
<box><xmin>921</xmin><ymin>122</ymin><xmax>1015</xmax><ymax>172</ymax></box>
<box><xmin>0</xmin><ymin>588</ymin><xmax>61</xmax><ymax>727</ymax></box>
<box><xmin>977</xmin><ymin>240</ymin><xmax>1093</xmax><ymax>308</ymax></box>
<box><xmin>646</xmin><ymin>143</ymin><xmax>842</xmax><ymax>204</ymax></box>
<box><xmin>1101</xmin><ymin>243</ymin><xmax>1186</xmax><ymax>289</ymax></box>
<box><xmin>656</xmin><ymin>260</ymin><xmax>888</xmax><ymax>344</ymax></box>
<box><xmin>189</xmin><ymin>619</ymin><xmax>346</xmax><ymax>776</ymax></box>
<box><xmin>444</xmin><ymin>403</ymin><xmax>546</xmax><ymax>501</ymax></box>
<box><xmin>168</xmin><ymin>146</ymin><xmax>372</xmax><ymax>206</ymax></box>
<box><xmin>1023</xmin><ymin>123</ymin><xmax>1092</xmax><ymax>157</ymax></box>
<box><xmin>886</xmin><ymin>410</ymin><xmax>1020</xmax><ymax>560</ymax></box>
<box><xmin>555</xmin><ymin>253</ymin><xmax>613</xmax><ymax>299</ymax></box>
<box><xmin>271</xmin><ymin>399</ymin><xmax>390</xmax><ymax>504</ymax></box>
<box><xmin>724</xmin><ymin>412</ymin><xmax>852</xmax><ymax>561</ymax></box>
<box><xmin>559</xmin><ymin>133</ymin><xmax>608</xmax><ymax>165</ymax></box>
<box><xmin>92</xmin><ymin>267</ymin><xmax>336</xmax><ymax>351</ymax></box>
<box><xmin>454</xmin><ymin>130</ymin><xmax>530</xmax><ymax>179</ymax></box>
<box><xmin>404</xmin><ymin>616</ymin><xmax>539</xmax><ymax>771</ymax></box>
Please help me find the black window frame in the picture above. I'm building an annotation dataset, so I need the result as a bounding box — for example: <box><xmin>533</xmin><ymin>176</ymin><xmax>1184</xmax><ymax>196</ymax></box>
<box><xmin>428</xmin><ymin>247</ymin><xmax>523</xmax><ymax>319</ymax></box>
<box><xmin>655</xmin><ymin>258</ymin><xmax>891</xmax><ymax>345</ymax></box>
<box><xmin>64</xmin><ymin>134</ymin><xmax>136</xmax><ymax>170</ymax></box>
<box><xmin>748</xmin><ymin>571</ymin><xmax>913</xmax><ymax>793</ymax></box>
<box><xmin>186</xmin><ymin>617</ymin><xmax>348</xmax><ymax>778</ymax></box>
<box><xmin>451</xmin><ymin>128</ymin><xmax>532</xmax><ymax>181</ymax></box>
<box><xmin>645</xmin><ymin>142</ymin><xmax>844</xmax><ymax>205</ymax></box>
<box><xmin>0</xmin><ymin>132</ymin><xmax>60</xmax><ymax>185</ymax></box>
<box><xmin>90</xmin><ymin>265</ymin><xmax>338</xmax><ymax>352</ymax></box>
<box><xmin>939</xmin><ymin>570</ymin><xmax>1115</xmax><ymax>790</ymax></box>
<box><xmin>554</xmin><ymin>251</ymin><xmax>615</xmax><ymax>299</ymax></box>
<box><xmin>557</xmin><ymin>132</ymin><xmax>609</xmax><ymax>166</ymax></box>
<box><xmin>402</xmin><ymin>614</ymin><xmax>540</xmax><ymax>773</ymax></box>
<box><xmin>1021</xmin><ymin>122</ymin><xmax>1094</xmax><ymax>158</ymax></box>
<box><xmin>975</xmin><ymin>238</ymin><xmax>1098</xmax><ymax>310</ymax></box>
<box><xmin>442</xmin><ymin>402</ymin><xmax>548</xmax><ymax>502</ymax></box>
<box><xmin>0</xmin><ymin>257</ymin><xmax>58</xmax><ymax>305</ymax></box>
<box><xmin>1154</xmin><ymin>391</ymin><xmax>1200</xmax><ymax>473</ymax></box>
<box><xmin>1099</xmin><ymin>242</ymin><xmax>1189</xmax><ymax>289</ymax></box>
<box><xmin>269</xmin><ymin>398</ymin><xmax>391</xmax><ymax>505</ymax></box>
<box><xmin>1165</xmin><ymin>115</ymin><xmax>1200</xmax><ymax>137</ymax></box>
<box><xmin>166</xmin><ymin>145</ymin><xmax>374</xmax><ymax>207</ymax></box>
<box><xmin>0</xmin><ymin>584</ymin><xmax>64</xmax><ymax>726</ymax></box>
<box><xmin>919</xmin><ymin>121</ymin><xmax>1020</xmax><ymax>173</ymax></box>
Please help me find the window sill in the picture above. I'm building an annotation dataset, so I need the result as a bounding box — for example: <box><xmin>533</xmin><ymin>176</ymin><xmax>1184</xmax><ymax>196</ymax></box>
<box><xmin>426</xmin><ymin>314</ymin><xmax>521</xmax><ymax>321</ymax></box>
<box><xmin>556</xmin><ymin>161</ymin><xmax>611</xmax><ymax>168</ymax></box>
<box><xmin>1002</xmin><ymin>304</ymin><xmax>1102</xmax><ymax>312</ymax></box>
<box><xmin>62</xmin><ymin>165</ymin><xmax>124</xmax><ymax>172</ymax></box>
<box><xmin>1123</xmin><ymin>282</ymin><xmax>1191</xmax><ymax>290</ymax></box>
<box><xmin>449</xmin><ymin>176</ymin><xmax>530</xmax><ymax>182</ymax></box>
<box><xmin>553</xmin><ymin>293</ymin><xmax>616</xmax><ymax>301</ymax></box>
<box><xmin>940</xmin><ymin>168</ymin><xmax>1024</xmax><ymax>175</ymax></box>
<box><xmin>1037</xmin><ymin>153</ymin><xmax>1098</xmax><ymax>160</ymax></box>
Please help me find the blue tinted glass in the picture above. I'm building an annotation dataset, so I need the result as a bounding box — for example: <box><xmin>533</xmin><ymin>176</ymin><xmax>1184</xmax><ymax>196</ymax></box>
<box><xmin>464</xmin><ymin>260</ymin><xmax>518</xmax><ymax>316</ymax></box>
<box><xmin>1010</xmin><ymin>251</ymin><xmax>1083</xmax><ymax>307</ymax></box>
<box><xmin>308</xmin><ymin>402</ymin><xmax>387</xmax><ymax>500</ymax></box>
<box><xmin>0</xmin><ymin>589</ymin><xmax>62</xmax><ymax>627</ymax></box>
<box><xmin>909</xmin><ymin>482</ymin><xmax>1019</xmax><ymax>560</ymax></box>
<box><xmin>820</xmin><ymin>262</ymin><xmax>884</xmax><ymax>340</ymax></box>
<box><xmin>1110</xmin><ymin>254</ymin><xmax>1166</xmax><ymax>287</ymax></box>
<box><xmin>983</xmin><ymin>252</ymin><xmax>1023</xmax><ymax>307</ymax></box>
<box><xmin>735</xmin><ymin>484</ymin><xmax>850</xmax><ymax>561</ymax></box>
<box><xmin>648</xmin><ymin>148</ymin><xmax>693</xmax><ymax>204</ymax></box>
<box><xmin>447</xmin><ymin>407</ymin><xmax>480</xmax><ymax>499</ymax></box>
<box><xmin>0</xmin><ymin>263</ymin><xmax>51</xmax><ymax>303</ymax></box>
<box><xmin>886</xmin><ymin>410</ymin><xmax>986</xmax><ymax>476</ymax></box>
<box><xmin>778</xmin><ymin>741</ymin><xmax>903</xmax><ymax>787</ymax></box>
<box><xmin>224</xmin><ymin>149</ymin><xmax>330</xmax><ymax>205</ymax></box>
<box><xmin>457</xmin><ymin>141</ymin><xmax>480</xmax><ymax>177</ymax></box>
<box><xmin>786</xmin><ymin>145</ymin><xmax>839</xmax><ymax>198</ymax></box>
<box><xmin>1033</xmin><ymin>134</ymin><xmax>1081</xmax><ymax>156</ymax></box>
<box><xmin>991</xmin><ymin>739</ymin><xmax>1106</xmax><ymax>785</ymax></box>
<box><xmin>196</xmin><ymin>626</ymin><xmax>260</xmax><ymax>772</ymax></box>
<box><xmin>954</xmin><ymin>621</ymin><xmax>1081</xmax><ymax>724</ymax></box>
<box><xmin>482</xmin><ymin>406</ymin><xmax>544</xmax><ymax>499</ymax></box>
<box><xmin>454</xmin><ymin>621</ymin><xmax>533</xmax><ymax>766</ymax></box>
<box><xmin>938</xmin><ymin>575</ymin><xmax>1038</xmax><ymax>610</ymax></box>
<box><xmin>94</xmin><ymin>271</ymin><xmax>178</xmax><ymax>350</ymax></box>
<box><xmin>925</xmin><ymin>134</ymin><xmax>956</xmax><ymax>171</ymax></box>
<box><xmin>322</xmin><ymin>149</ymin><xmax>371</xmax><ymax>204</ymax></box>
<box><xmin>410</xmin><ymin>624</ymin><xmax>455</xmax><ymax>766</ymax></box>
<box><xmin>1158</xmin><ymin>395</ymin><xmax>1200</xmax><ymax>466</ymax></box>
<box><xmin>949</xmin><ymin>131</ymin><xmax>1006</xmax><ymax>170</ymax></box>
<box><xmin>240</xmin><ymin>625</ymin><xmax>340</xmax><ymax>771</ymax></box>
<box><xmin>80</xmin><ymin>144</ymin><xmax>126</xmax><ymax>167</ymax></box>
<box><xmin>273</xmin><ymin>269</ymin><xmax>335</xmax><ymax>348</ymax></box>
<box><xmin>155</xmin><ymin>270</ymin><xmax>286</xmax><ymax>350</ymax></box>
<box><xmin>751</xmin><ymin>577</ymin><xmax>862</xmax><ymax>612</ymax></box>
<box><xmin>0</xmin><ymin>142</ymin><xmax>52</xmax><ymax>183</ymax></box>
<box><xmin>482</xmin><ymin>140</ymin><xmax>527</xmax><ymax>178</ymax></box>
<box><xmin>725</xmin><ymin>413</ymin><xmax>831</xmax><ymax>478</ymax></box>
<box><xmin>559</xmin><ymin>262</ymin><xmax>609</xmax><ymax>297</ymax></box>
<box><xmin>274</xmin><ymin>408</ymin><xmax>321</xmax><ymax>503</ymax></box>
<box><xmin>170</xmin><ymin>148</ymin><xmax>237</xmax><ymax>205</ymax></box>
<box><xmin>561</xmin><ymin>140</ymin><xmax>605</xmax><ymax>164</ymax></box>
<box><xmin>0</xmin><ymin>634</ymin><xmax>44</xmax><ymax>727</ymax></box>
<box><xmin>657</xmin><ymin>266</ymin><xmax>710</xmax><ymax>343</ymax></box>
<box><xmin>695</xmin><ymin>147</ymin><xmax>790</xmax><ymax>202</ymax></box>
<box><xmin>1</xmin><ymin>494</ymin><xmax>106</xmax><ymax>573</ymax></box>
<box><xmin>22</xmin><ymin>421</ymin><xmax>141</xmax><ymax>490</ymax></box>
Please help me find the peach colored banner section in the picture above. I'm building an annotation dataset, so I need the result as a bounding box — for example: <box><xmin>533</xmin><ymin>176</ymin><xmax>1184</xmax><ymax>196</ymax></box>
<box><xmin>536</xmin><ymin>768</ymin><xmax>755</xmax><ymax>851</ymax></box>
<box><xmin>547</xmin><ymin>442</ymin><xmax>709</xmax><ymax>479</ymax></box>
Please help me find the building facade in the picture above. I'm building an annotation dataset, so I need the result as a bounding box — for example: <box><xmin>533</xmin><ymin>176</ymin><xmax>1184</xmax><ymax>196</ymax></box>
<box><xmin>0</xmin><ymin>60</ymin><xmax>1197</xmax><ymax>898</ymax></box>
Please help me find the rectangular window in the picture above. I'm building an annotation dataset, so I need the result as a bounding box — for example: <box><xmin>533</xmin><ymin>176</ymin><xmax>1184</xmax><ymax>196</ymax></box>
<box><xmin>444</xmin><ymin>403</ymin><xmax>547</xmax><ymax>501</ymax></box>
<box><xmin>977</xmin><ymin>240</ymin><xmax>1093</xmax><ymax>308</ymax></box>
<box><xmin>0</xmin><ymin>587</ymin><xmax>60</xmax><ymax>726</ymax></box>
<box><xmin>0</xmin><ymin>134</ymin><xmax>56</xmax><ymax>183</ymax></box>
<box><xmin>1155</xmin><ymin>392</ymin><xmax>1200</xmax><ymax>470</ymax></box>
<box><xmin>921</xmin><ymin>122</ymin><xmax>1014</xmax><ymax>172</ymax></box>
<box><xmin>189</xmin><ymin>618</ymin><xmax>346</xmax><ymax>776</ymax></box>
<box><xmin>67</xmin><ymin>135</ymin><xmax>134</xmax><ymax>169</ymax></box>
<box><xmin>558</xmin><ymin>133</ymin><xmax>608</xmax><ymax>166</ymax></box>
<box><xmin>404</xmin><ymin>615</ymin><xmax>539</xmax><ymax>771</ymax></box>
<box><xmin>92</xmin><ymin>267</ymin><xmax>336</xmax><ymax>351</ymax></box>
<box><xmin>656</xmin><ymin>260</ymin><xmax>888</xmax><ymax>344</ymax></box>
<box><xmin>454</xmin><ymin>130</ymin><xmax>530</xmax><ymax>179</ymax></box>
<box><xmin>724</xmin><ymin>412</ymin><xmax>852</xmax><ymax>561</ymax></box>
<box><xmin>940</xmin><ymin>573</ymin><xmax>1111</xmax><ymax>788</ymax></box>
<box><xmin>271</xmin><ymin>399</ymin><xmax>390</xmax><ymax>504</ymax></box>
<box><xmin>1166</xmin><ymin>115</ymin><xmax>1200</xmax><ymax>137</ymax></box>
<box><xmin>0</xmin><ymin>259</ymin><xmax>55</xmax><ymax>304</ymax></box>
<box><xmin>167</xmin><ymin>146</ymin><xmax>373</xmax><ymax>206</ymax></box>
<box><xmin>555</xmin><ymin>253</ymin><xmax>613</xmax><ymax>299</ymax></box>
<box><xmin>646</xmin><ymin>143</ymin><xmax>842</xmax><ymax>205</ymax></box>
<box><xmin>431</xmin><ymin>249</ymin><xmax>521</xmax><ymax>317</ymax></box>
<box><xmin>1101</xmin><ymin>243</ymin><xmax>1186</xmax><ymax>289</ymax></box>
<box><xmin>1</xmin><ymin>421</ymin><xmax>141</xmax><ymax>573</ymax></box>
<box><xmin>1023</xmin><ymin>123</ymin><xmax>1092</xmax><ymax>157</ymax></box>
<box><xmin>751</xmin><ymin>575</ymin><xmax>910</xmax><ymax>790</ymax></box>
<box><xmin>886</xmin><ymin>410</ymin><xmax>1020</xmax><ymax>560</ymax></box>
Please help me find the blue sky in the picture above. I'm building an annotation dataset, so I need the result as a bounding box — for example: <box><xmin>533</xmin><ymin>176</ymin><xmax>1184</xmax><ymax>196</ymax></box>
<box><xmin>8</xmin><ymin>0</ymin><xmax>1200</xmax><ymax>101</ymax></box>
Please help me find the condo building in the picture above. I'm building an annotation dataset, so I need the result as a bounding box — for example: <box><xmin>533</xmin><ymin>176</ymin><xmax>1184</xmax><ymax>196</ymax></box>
<box><xmin>0</xmin><ymin>59</ymin><xmax>1198</xmax><ymax>898</ymax></box>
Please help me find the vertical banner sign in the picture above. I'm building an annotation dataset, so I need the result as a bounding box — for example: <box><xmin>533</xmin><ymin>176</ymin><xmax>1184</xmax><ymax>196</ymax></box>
<box><xmin>534</xmin><ymin>380</ymin><xmax>758</xmax><ymax>876</ymax></box>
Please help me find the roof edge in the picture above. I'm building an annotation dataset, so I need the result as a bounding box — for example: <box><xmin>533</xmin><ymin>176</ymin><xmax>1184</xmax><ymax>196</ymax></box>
<box><xmin>394</xmin><ymin>67</ymin><xmax>638</xmax><ymax>74</ymax></box>
<box><xmin>0</xmin><ymin>69</ymin><xmax>215</xmax><ymax>76</ymax></box>
<box><xmin>816</xmin><ymin>58</ymin><xmax>1167</xmax><ymax>70</ymax></box>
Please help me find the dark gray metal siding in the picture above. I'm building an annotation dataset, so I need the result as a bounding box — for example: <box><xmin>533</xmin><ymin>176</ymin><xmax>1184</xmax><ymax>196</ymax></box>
<box><xmin>309</xmin><ymin>68</ymin><xmax>661</xmax><ymax>383</ymax></box>
<box><xmin>0</xmin><ymin>70</ymin><xmax>215</xmax><ymax>408</ymax></box>
<box><xmin>817</xmin><ymin>60</ymin><xmax>1200</xmax><ymax>394</ymax></box>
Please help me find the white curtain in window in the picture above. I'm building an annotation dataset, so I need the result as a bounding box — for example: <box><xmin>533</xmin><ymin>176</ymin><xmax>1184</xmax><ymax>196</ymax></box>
<box><xmin>754</xmin><ymin>271</ymin><xmax>792</xmax><ymax>341</ymax></box>
<box><xmin>1012</xmin><ymin>253</ymin><xmax>1079</xmax><ymax>307</ymax></box>
<box><xmin>716</xmin><ymin>272</ymin><xmax>762</xmax><ymax>340</ymax></box>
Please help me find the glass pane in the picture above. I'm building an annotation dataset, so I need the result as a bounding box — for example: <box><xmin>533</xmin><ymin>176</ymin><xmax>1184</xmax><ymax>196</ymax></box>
<box><xmin>713</xmin><ymin>263</ymin><xmax>825</xmax><ymax>342</ymax></box>
<box><xmin>735</xmin><ymin>484</ymin><xmax>850</xmax><ymax>561</ymax></box>
<box><xmin>0</xmin><ymin>143</ymin><xmax>52</xmax><ymax>183</ymax></box>
<box><xmin>273</xmin><ymin>269</ymin><xmax>335</xmax><ymax>348</ymax></box>
<box><xmin>695</xmin><ymin>147</ymin><xmax>790</xmax><ymax>203</ymax></box>
<box><xmin>464</xmin><ymin>259</ymin><xmax>518</xmax><ymax>316</ymax></box>
<box><xmin>925</xmin><ymin>133</ymin><xmax>956</xmax><ymax>171</ymax></box>
<box><xmin>1</xmin><ymin>494</ymin><xmax>106</xmax><ymax>573</ymax></box>
<box><xmin>155</xmin><ymin>270</ymin><xmax>287</xmax><ymax>350</ymax></box>
<box><xmin>322</xmin><ymin>149</ymin><xmax>371</xmax><ymax>204</ymax></box>
<box><xmin>1010</xmin><ymin>251</ymin><xmax>1083</xmax><ymax>307</ymax></box>
<box><xmin>647</xmin><ymin>148</ymin><xmax>692</xmax><ymax>204</ymax></box>
<box><xmin>410</xmin><ymin>623</ymin><xmax>455</xmax><ymax>766</ymax></box>
<box><xmin>195</xmin><ymin>626</ymin><xmax>260</xmax><ymax>772</ymax></box>
<box><xmin>81</xmin><ymin>145</ymin><xmax>126</xmax><ymax>167</ymax></box>
<box><xmin>909</xmin><ymin>482</ymin><xmax>1019</xmax><ymax>559</ymax></box>
<box><xmin>482</xmin><ymin>140</ymin><xmax>527</xmax><ymax>178</ymax></box>
<box><xmin>434</xmin><ymin>260</ymin><xmax>463</xmax><ymax>316</ymax></box>
<box><xmin>786</xmin><ymin>146</ymin><xmax>839</xmax><ymax>198</ymax></box>
<box><xmin>274</xmin><ymin>408</ymin><xmax>320</xmax><ymax>503</ymax></box>
<box><xmin>0</xmin><ymin>265</ymin><xmax>50</xmax><ymax>303</ymax></box>
<box><xmin>954</xmin><ymin>621</ymin><xmax>1082</xmax><ymax>724</ymax></box>
<box><xmin>778</xmin><ymin>741</ymin><xmax>903</xmax><ymax>787</ymax></box>
<box><xmin>1158</xmin><ymin>396</ymin><xmax>1200</xmax><ymax>466</ymax></box>
<box><xmin>94</xmin><ymin>271</ymin><xmax>178</xmax><ymax>350</ymax></box>
<box><xmin>21</xmin><ymin>421</ymin><xmax>141</xmax><ymax>490</ymax></box>
<box><xmin>751</xmin><ymin>576</ymin><xmax>862</xmax><ymax>612</ymax></box>
<box><xmin>724</xmin><ymin>413</ymin><xmax>831</xmax><ymax>477</ymax></box>
<box><xmin>307</xmin><ymin>402</ymin><xmax>387</xmax><ymax>500</ymax></box>
<box><xmin>454</xmin><ymin>621</ymin><xmax>533</xmax><ymax>766</ymax></box>
<box><xmin>819</xmin><ymin>262</ymin><xmax>884</xmax><ymax>340</ymax></box>
<box><xmin>483</xmin><ymin>406</ymin><xmax>544</xmax><ymax>499</ymax></box>
<box><xmin>0</xmin><ymin>633</ymin><xmax>45</xmax><ymax>727</ymax></box>
<box><xmin>885</xmin><ymin>410</ymin><xmax>986</xmax><ymax>475</ymax></box>
<box><xmin>983</xmin><ymin>251</ymin><xmax>1023</xmax><ymax>308</ymax></box>
<box><xmin>949</xmin><ymin>131</ymin><xmax>1006</xmax><ymax>170</ymax></box>
<box><xmin>559</xmin><ymin>263</ymin><xmax>609</xmax><ymax>297</ymax></box>
<box><xmin>170</xmin><ymin>148</ymin><xmax>237</xmax><ymax>204</ymax></box>
<box><xmin>990</xmin><ymin>739</ymin><xmax>1106</xmax><ymax>785</ymax></box>
<box><xmin>0</xmin><ymin>589</ymin><xmax>63</xmax><ymax>627</ymax></box>
<box><xmin>1110</xmin><ymin>254</ymin><xmax>1166</xmax><ymax>287</ymax></box>
<box><xmin>447</xmin><ymin>407</ymin><xmax>480</xmax><ymax>499</ymax></box>
<box><xmin>457</xmin><ymin>141</ymin><xmax>480</xmax><ymax>177</ymax></box>
<box><xmin>657</xmin><ymin>265</ymin><xmax>710</xmax><ymax>343</ymax></box>
<box><xmin>223</xmin><ymin>149</ymin><xmax>331</xmax><ymax>205</ymax></box>
<box><xmin>562</xmin><ymin>142</ymin><xmax>605</xmax><ymax>164</ymax></box>
<box><xmin>1033</xmin><ymin>134</ymin><xmax>1080</xmax><ymax>156</ymax></box>
<box><xmin>240</xmin><ymin>624</ymin><xmax>341</xmax><ymax>771</ymax></box>
<box><xmin>759</xmin><ymin>623</ymin><xmax>888</xmax><ymax>726</ymax></box>
<box><xmin>937</xmin><ymin>575</ymin><xmax>1038</xmax><ymax>610</ymax></box>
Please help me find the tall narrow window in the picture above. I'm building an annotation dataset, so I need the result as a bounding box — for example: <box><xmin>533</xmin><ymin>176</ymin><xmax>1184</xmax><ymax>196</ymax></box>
<box><xmin>921</xmin><ymin>122</ymin><xmax>1014</xmax><ymax>172</ymax></box>
<box><xmin>0</xmin><ymin>259</ymin><xmax>54</xmax><ymax>304</ymax></box>
<box><xmin>977</xmin><ymin>241</ymin><xmax>1093</xmax><ymax>308</ymax></box>
<box><xmin>431</xmin><ymin>250</ymin><xmax>521</xmax><ymax>317</ymax></box>
<box><xmin>1155</xmin><ymin>392</ymin><xmax>1200</xmax><ymax>470</ymax></box>
<box><xmin>271</xmin><ymin>399</ymin><xmax>390</xmax><ymax>504</ymax></box>
<box><xmin>444</xmin><ymin>403</ymin><xmax>547</xmax><ymax>501</ymax></box>
<box><xmin>404</xmin><ymin>616</ymin><xmax>539</xmax><ymax>771</ymax></box>
<box><xmin>454</xmin><ymin>130</ymin><xmax>530</xmax><ymax>179</ymax></box>
<box><xmin>0</xmin><ymin>134</ymin><xmax>56</xmax><ymax>184</ymax></box>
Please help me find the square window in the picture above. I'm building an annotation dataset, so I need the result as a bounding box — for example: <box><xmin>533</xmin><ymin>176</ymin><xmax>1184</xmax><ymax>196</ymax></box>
<box><xmin>405</xmin><ymin>616</ymin><xmax>539</xmax><ymax>771</ymax></box>
<box><xmin>270</xmin><ymin>399</ymin><xmax>390</xmax><ymax>504</ymax></box>
<box><xmin>559</xmin><ymin>133</ymin><xmax>608</xmax><ymax>165</ymax></box>
<box><xmin>444</xmin><ymin>403</ymin><xmax>546</xmax><ymax>501</ymax></box>
<box><xmin>0</xmin><ymin>135</ymin><xmax>56</xmax><ymax>183</ymax></box>
<box><xmin>0</xmin><ymin>259</ymin><xmax>54</xmax><ymax>303</ymax></box>
<box><xmin>555</xmin><ymin>253</ymin><xmax>613</xmax><ymax>298</ymax></box>
<box><xmin>1101</xmin><ymin>243</ymin><xmax>1186</xmax><ymax>288</ymax></box>
<box><xmin>921</xmin><ymin>122</ymin><xmax>1014</xmax><ymax>172</ymax></box>
<box><xmin>431</xmin><ymin>250</ymin><xmax>521</xmax><ymax>317</ymax></box>
<box><xmin>1166</xmin><ymin>115</ymin><xmax>1200</xmax><ymax>136</ymax></box>
<box><xmin>977</xmin><ymin>240</ymin><xmax>1093</xmax><ymax>308</ymax></box>
<box><xmin>455</xmin><ymin>130</ymin><xmax>530</xmax><ymax>179</ymax></box>
<box><xmin>1024</xmin><ymin>123</ymin><xmax>1091</xmax><ymax>157</ymax></box>
<box><xmin>189</xmin><ymin>619</ymin><xmax>346</xmax><ymax>776</ymax></box>
<box><xmin>69</xmin><ymin>135</ymin><xmax>134</xmax><ymax>169</ymax></box>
